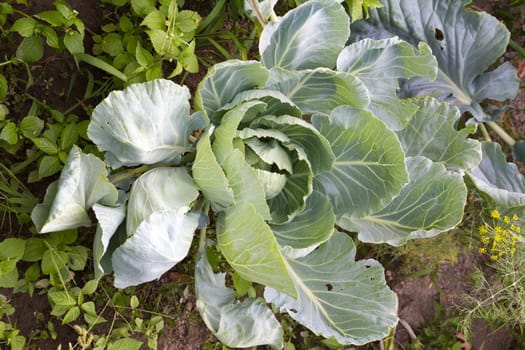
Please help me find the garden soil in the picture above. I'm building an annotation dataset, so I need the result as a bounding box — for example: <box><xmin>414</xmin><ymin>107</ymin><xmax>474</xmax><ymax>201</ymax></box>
<box><xmin>1</xmin><ymin>0</ymin><xmax>524</xmax><ymax>349</ymax></box>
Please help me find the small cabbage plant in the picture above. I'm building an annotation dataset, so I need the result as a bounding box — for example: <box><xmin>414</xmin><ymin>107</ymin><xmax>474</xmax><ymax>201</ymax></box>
<box><xmin>31</xmin><ymin>0</ymin><xmax>520</xmax><ymax>347</ymax></box>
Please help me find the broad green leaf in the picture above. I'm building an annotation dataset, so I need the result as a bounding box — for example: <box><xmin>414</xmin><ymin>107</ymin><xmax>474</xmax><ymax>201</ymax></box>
<box><xmin>267</xmin><ymin>144</ymin><xmax>312</xmax><ymax>224</ymax></box>
<box><xmin>265</xmin><ymin>232</ymin><xmax>398</xmax><ymax>345</ymax></box>
<box><xmin>0</xmin><ymin>122</ymin><xmax>17</xmax><ymax>144</ymax></box>
<box><xmin>16</xmin><ymin>36</ymin><xmax>43</xmax><ymax>63</ymax></box>
<box><xmin>313</xmin><ymin>106</ymin><xmax>407</xmax><ymax>218</ymax></box>
<box><xmin>107</xmin><ymin>338</ymin><xmax>143</xmax><ymax>350</ymax></box>
<box><xmin>221</xmin><ymin>150</ymin><xmax>271</xmax><ymax>220</ymax></box>
<box><xmin>396</xmin><ymin>97</ymin><xmax>481</xmax><ymax>172</ymax></box>
<box><xmin>195</xmin><ymin>252</ymin><xmax>283</xmax><ymax>349</ymax></box>
<box><xmin>10</xmin><ymin>17</ymin><xmax>37</xmax><ymax>37</ymax></box>
<box><xmin>88</xmin><ymin>80</ymin><xmax>206</xmax><ymax>169</ymax></box>
<box><xmin>195</xmin><ymin>60</ymin><xmax>269</xmax><ymax>123</ymax></box>
<box><xmin>260</xmin><ymin>0</ymin><xmax>349</xmax><ymax>70</ymax></box>
<box><xmin>62</xmin><ymin>306</ymin><xmax>81</xmax><ymax>324</ymax></box>
<box><xmin>271</xmin><ymin>191</ymin><xmax>335</xmax><ymax>258</ymax></box>
<box><xmin>140</xmin><ymin>9</ymin><xmax>165</xmax><ymax>30</ymax></box>
<box><xmin>112</xmin><ymin>207</ymin><xmax>199</xmax><ymax>288</ymax></box>
<box><xmin>192</xmin><ymin>128</ymin><xmax>235</xmax><ymax>209</ymax></box>
<box><xmin>337</xmin><ymin>37</ymin><xmax>437</xmax><ymax>130</ymax></box>
<box><xmin>219</xmin><ymin>89</ymin><xmax>302</xmax><ymax>120</ymax></box>
<box><xmin>0</xmin><ymin>238</ymin><xmax>26</xmax><ymax>260</ymax></box>
<box><xmin>93</xmin><ymin>199</ymin><xmax>126</xmax><ymax>278</ymax></box>
<box><xmin>112</xmin><ymin>167</ymin><xmax>199</xmax><ymax>288</ymax></box>
<box><xmin>468</xmin><ymin>141</ymin><xmax>525</xmax><ymax>208</ymax></box>
<box><xmin>38</xmin><ymin>155</ymin><xmax>61</xmax><ymax>178</ymax></box>
<box><xmin>0</xmin><ymin>74</ymin><xmax>7</xmax><ymax>101</ymax></box>
<box><xmin>32</xmin><ymin>137</ymin><xmax>58</xmax><ymax>154</ymax></box>
<box><xmin>126</xmin><ymin>167</ymin><xmax>199</xmax><ymax>235</ymax></box>
<box><xmin>217</xmin><ymin>203</ymin><xmax>297</xmax><ymax>297</ymax></box>
<box><xmin>63</xmin><ymin>31</ymin><xmax>84</xmax><ymax>55</ymax></box>
<box><xmin>351</xmin><ymin>0</ymin><xmax>519</xmax><ymax>122</ymax></box>
<box><xmin>350</xmin><ymin>156</ymin><xmax>467</xmax><ymax>246</ymax></box>
<box><xmin>251</xmin><ymin>114</ymin><xmax>335</xmax><ymax>174</ymax></box>
<box><xmin>267</xmin><ymin>67</ymin><xmax>370</xmax><ymax>115</ymax></box>
<box><xmin>245</xmin><ymin>138</ymin><xmax>293</xmax><ymax>174</ymax></box>
<box><xmin>212</xmin><ymin>101</ymin><xmax>267</xmax><ymax>163</ymax></box>
<box><xmin>32</xmin><ymin>146</ymin><xmax>118</xmax><ymax>233</ymax></box>
<box><xmin>20</xmin><ymin>115</ymin><xmax>44</xmax><ymax>138</ymax></box>
<box><xmin>0</xmin><ymin>261</ymin><xmax>18</xmax><ymax>288</ymax></box>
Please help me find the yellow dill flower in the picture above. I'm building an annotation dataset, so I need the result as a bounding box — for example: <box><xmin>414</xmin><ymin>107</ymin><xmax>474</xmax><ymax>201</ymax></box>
<box><xmin>513</xmin><ymin>214</ymin><xmax>519</xmax><ymax>221</ymax></box>
<box><xmin>478</xmin><ymin>225</ymin><xmax>488</xmax><ymax>234</ymax></box>
<box><xmin>491</xmin><ymin>210</ymin><xmax>501</xmax><ymax>219</ymax></box>
<box><xmin>479</xmin><ymin>247</ymin><xmax>487</xmax><ymax>253</ymax></box>
<box><xmin>504</xmin><ymin>216</ymin><xmax>511</xmax><ymax>223</ymax></box>
<box><xmin>481</xmin><ymin>236</ymin><xmax>490</xmax><ymax>245</ymax></box>
<box><xmin>494</xmin><ymin>233</ymin><xmax>502</xmax><ymax>242</ymax></box>
<box><xmin>490</xmin><ymin>255</ymin><xmax>499</xmax><ymax>260</ymax></box>
<box><xmin>517</xmin><ymin>227</ymin><xmax>521</xmax><ymax>234</ymax></box>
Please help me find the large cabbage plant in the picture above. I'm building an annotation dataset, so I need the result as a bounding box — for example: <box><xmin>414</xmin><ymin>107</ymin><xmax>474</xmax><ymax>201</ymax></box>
<box><xmin>31</xmin><ymin>0</ymin><xmax>520</xmax><ymax>347</ymax></box>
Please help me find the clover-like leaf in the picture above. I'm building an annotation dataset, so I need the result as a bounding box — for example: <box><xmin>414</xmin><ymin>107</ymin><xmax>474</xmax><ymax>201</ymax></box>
<box><xmin>32</xmin><ymin>145</ymin><xmax>118</xmax><ymax>233</ymax></box>
<box><xmin>348</xmin><ymin>156</ymin><xmax>467</xmax><ymax>246</ymax></box>
<box><xmin>313</xmin><ymin>106</ymin><xmax>407</xmax><ymax>218</ymax></box>
<box><xmin>265</xmin><ymin>232</ymin><xmax>398</xmax><ymax>345</ymax></box>
<box><xmin>351</xmin><ymin>0</ymin><xmax>519</xmax><ymax>121</ymax></box>
<box><xmin>260</xmin><ymin>0</ymin><xmax>349</xmax><ymax>70</ymax></box>
<box><xmin>195</xmin><ymin>251</ymin><xmax>283</xmax><ymax>349</ymax></box>
<box><xmin>469</xmin><ymin>141</ymin><xmax>525</xmax><ymax>208</ymax></box>
<box><xmin>88</xmin><ymin>79</ymin><xmax>206</xmax><ymax>169</ymax></box>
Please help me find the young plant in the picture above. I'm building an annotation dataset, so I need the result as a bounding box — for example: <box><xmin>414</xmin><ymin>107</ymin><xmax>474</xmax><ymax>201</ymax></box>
<box><xmin>31</xmin><ymin>0</ymin><xmax>519</xmax><ymax>348</ymax></box>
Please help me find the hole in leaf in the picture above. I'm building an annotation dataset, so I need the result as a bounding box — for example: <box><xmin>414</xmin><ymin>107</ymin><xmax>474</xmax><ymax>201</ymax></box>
<box><xmin>290</xmin><ymin>308</ymin><xmax>298</xmax><ymax>314</ymax></box>
<box><xmin>325</xmin><ymin>283</ymin><xmax>333</xmax><ymax>291</ymax></box>
<box><xmin>364</xmin><ymin>265</ymin><xmax>371</xmax><ymax>269</ymax></box>
<box><xmin>434</xmin><ymin>28</ymin><xmax>444</xmax><ymax>41</ymax></box>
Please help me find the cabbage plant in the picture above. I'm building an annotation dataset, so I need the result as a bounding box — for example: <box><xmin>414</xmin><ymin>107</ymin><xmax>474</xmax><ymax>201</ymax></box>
<box><xmin>31</xmin><ymin>0</ymin><xmax>518</xmax><ymax>347</ymax></box>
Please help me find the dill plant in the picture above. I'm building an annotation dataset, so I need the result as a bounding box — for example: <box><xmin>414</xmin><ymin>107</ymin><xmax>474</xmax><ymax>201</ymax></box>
<box><xmin>460</xmin><ymin>209</ymin><xmax>525</xmax><ymax>340</ymax></box>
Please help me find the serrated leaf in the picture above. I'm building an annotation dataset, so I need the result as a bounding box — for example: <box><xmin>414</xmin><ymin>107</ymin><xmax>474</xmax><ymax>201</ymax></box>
<box><xmin>349</xmin><ymin>156</ymin><xmax>467</xmax><ymax>246</ymax></box>
<box><xmin>48</xmin><ymin>290</ymin><xmax>76</xmax><ymax>307</ymax></box>
<box><xmin>41</xmin><ymin>249</ymin><xmax>68</xmax><ymax>275</ymax></box>
<box><xmin>31</xmin><ymin>146</ymin><xmax>118</xmax><ymax>233</ymax></box>
<box><xmin>265</xmin><ymin>232</ymin><xmax>398</xmax><ymax>345</ymax></box>
<box><xmin>312</xmin><ymin>106</ymin><xmax>407</xmax><ymax>218</ymax></box>
<box><xmin>36</xmin><ymin>10</ymin><xmax>65</xmax><ymax>26</ymax></box>
<box><xmin>195</xmin><ymin>60</ymin><xmax>269</xmax><ymax>123</ymax></box>
<box><xmin>112</xmin><ymin>167</ymin><xmax>199</xmax><ymax>288</ymax></box>
<box><xmin>88</xmin><ymin>79</ymin><xmax>206</xmax><ymax>169</ymax></box>
<box><xmin>59</xmin><ymin>123</ymin><xmax>78</xmax><ymax>151</ymax></box>
<box><xmin>135</xmin><ymin>42</ymin><xmax>153</xmax><ymax>66</ymax></box>
<box><xmin>175</xmin><ymin>10</ymin><xmax>201</xmax><ymax>33</ymax></box>
<box><xmin>217</xmin><ymin>203</ymin><xmax>297</xmax><ymax>298</ymax></box>
<box><xmin>266</xmin><ymin>67</ymin><xmax>370</xmax><ymax>116</ymax></box>
<box><xmin>42</xmin><ymin>26</ymin><xmax>59</xmax><ymax>48</ymax></box>
<box><xmin>468</xmin><ymin>141</ymin><xmax>525</xmax><ymax>207</ymax></box>
<box><xmin>337</xmin><ymin>37</ymin><xmax>437</xmax><ymax>130</ymax></box>
<box><xmin>130</xmin><ymin>0</ymin><xmax>155</xmax><ymax>16</ymax></box>
<box><xmin>396</xmin><ymin>97</ymin><xmax>481</xmax><ymax>172</ymax></box>
<box><xmin>195</xmin><ymin>252</ymin><xmax>283</xmax><ymax>349</ymax></box>
<box><xmin>351</xmin><ymin>0</ymin><xmax>519</xmax><ymax>122</ymax></box>
<box><xmin>260</xmin><ymin>0</ymin><xmax>349</xmax><ymax>70</ymax></box>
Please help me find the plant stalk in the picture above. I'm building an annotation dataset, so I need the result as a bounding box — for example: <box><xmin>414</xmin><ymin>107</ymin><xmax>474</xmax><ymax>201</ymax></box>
<box><xmin>198</xmin><ymin>201</ymin><xmax>210</xmax><ymax>254</ymax></box>
<box><xmin>486</xmin><ymin>121</ymin><xmax>515</xmax><ymax>146</ymax></box>
<box><xmin>509</xmin><ymin>39</ymin><xmax>525</xmax><ymax>58</ymax></box>
<box><xmin>246</xmin><ymin>0</ymin><xmax>267</xmax><ymax>27</ymax></box>
<box><xmin>479</xmin><ymin>123</ymin><xmax>492</xmax><ymax>142</ymax></box>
